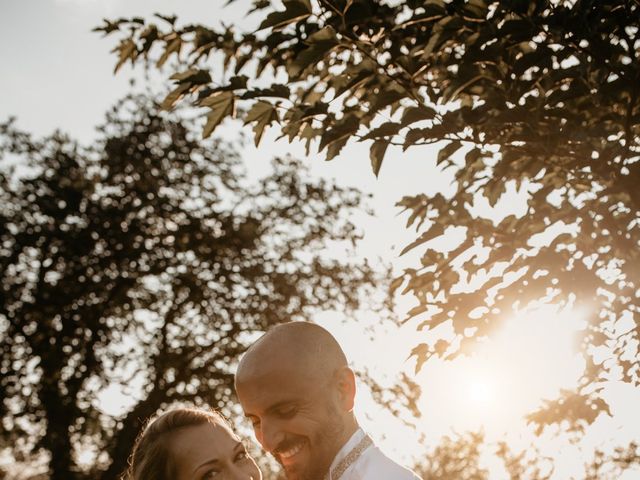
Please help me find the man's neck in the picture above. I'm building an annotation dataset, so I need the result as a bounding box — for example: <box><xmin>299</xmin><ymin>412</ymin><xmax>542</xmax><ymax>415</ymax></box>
<box><xmin>324</xmin><ymin>419</ymin><xmax>367</xmax><ymax>480</ymax></box>
<box><xmin>331</xmin><ymin>416</ymin><xmax>360</xmax><ymax>462</ymax></box>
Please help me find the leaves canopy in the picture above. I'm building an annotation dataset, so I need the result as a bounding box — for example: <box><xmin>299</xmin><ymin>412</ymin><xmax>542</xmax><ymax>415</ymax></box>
<box><xmin>97</xmin><ymin>0</ymin><xmax>640</xmax><ymax>429</ymax></box>
<box><xmin>0</xmin><ymin>95</ymin><xmax>378</xmax><ymax>479</ymax></box>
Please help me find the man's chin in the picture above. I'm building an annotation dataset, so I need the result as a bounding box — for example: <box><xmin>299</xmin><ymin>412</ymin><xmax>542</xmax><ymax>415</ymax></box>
<box><xmin>282</xmin><ymin>460</ymin><xmax>328</xmax><ymax>480</ymax></box>
<box><xmin>275</xmin><ymin>439</ymin><xmax>332</xmax><ymax>480</ymax></box>
<box><xmin>282</xmin><ymin>464</ymin><xmax>305</xmax><ymax>480</ymax></box>
<box><xmin>280</xmin><ymin>457</ymin><xmax>312</xmax><ymax>480</ymax></box>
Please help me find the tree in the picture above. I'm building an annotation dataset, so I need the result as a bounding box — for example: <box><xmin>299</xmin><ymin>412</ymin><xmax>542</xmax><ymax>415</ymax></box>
<box><xmin>584</xmin><ymin>441</ymin><xmax>640</xmax><ymax>480</ymax></box>
<box><xmin>414</xmin><ymin>432</ymin><xmax>639</xmax><ymax>480</ymax></box>
<box><xmin>97</xmin><ymin>0</ymin><xmax>640</xmax><ymax>429</ymax></box>
<box><xmin>0</xmin><ymin>95</ymin><xmax>379</xmax><ymax>480</ymax></box>
<box><xmin>416</xmin><ymin>431</ymin><xmax>489</xmax><ymax>480</ymax></box>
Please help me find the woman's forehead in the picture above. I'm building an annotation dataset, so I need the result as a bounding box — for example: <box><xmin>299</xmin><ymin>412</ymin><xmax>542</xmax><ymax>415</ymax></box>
<box><xmin>171</xmin><ymin>421</ymin><xmax>237</xmax><ymax>448</ymax></box>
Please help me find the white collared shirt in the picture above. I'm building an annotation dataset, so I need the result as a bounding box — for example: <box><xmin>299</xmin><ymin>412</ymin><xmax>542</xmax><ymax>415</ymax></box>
<box><xmin>327</xmin><ymin>428</ymin><xmax>422</xmax><ymax>480</ymax></box>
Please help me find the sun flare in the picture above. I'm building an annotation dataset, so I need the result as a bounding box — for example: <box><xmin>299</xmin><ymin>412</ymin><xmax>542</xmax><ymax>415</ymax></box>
<box><xmin>411</xmin><ymin>304</ymin><xmax>588</xmax><ymax>441</ymax></box>
<box><xmin>467</xmin><ymin>377</ymin><xmax>495</xmax><ymax>405</ymax></box>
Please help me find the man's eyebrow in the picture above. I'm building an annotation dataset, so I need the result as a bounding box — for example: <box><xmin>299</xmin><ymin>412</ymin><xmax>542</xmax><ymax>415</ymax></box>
<box><xmin>244</xmin><ymin>400</ymin><xmax>296</xmax><ymax>419</ymax></box>
<box><xmin>266</xmin><ymin>400</ymin><xmax>296</xmax><ymax>414</ymax></box>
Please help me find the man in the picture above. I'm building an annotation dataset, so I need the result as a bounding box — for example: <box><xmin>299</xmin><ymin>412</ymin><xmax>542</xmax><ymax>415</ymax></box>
<box><xmin>235</xmin><ymin>321</ymin><xmax>421</xmax><ymax>480</ymax></box>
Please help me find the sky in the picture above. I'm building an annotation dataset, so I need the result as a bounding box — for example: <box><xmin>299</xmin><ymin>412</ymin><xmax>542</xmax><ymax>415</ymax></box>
<box><xmin>1</xmin><ymin>1</ymin><xmax>639</xmax><ymax>478</ymax></box>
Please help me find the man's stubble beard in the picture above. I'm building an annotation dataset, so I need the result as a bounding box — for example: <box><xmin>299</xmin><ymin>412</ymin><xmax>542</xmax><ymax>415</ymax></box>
<box><xmin>286</xmin><ymin>405</ymin><xmax>345</xmax><ymax>480</ymax></box>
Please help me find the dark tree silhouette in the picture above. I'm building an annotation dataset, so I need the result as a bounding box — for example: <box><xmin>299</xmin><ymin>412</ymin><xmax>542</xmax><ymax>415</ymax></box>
<box><xmin>0</xmin><ymin>95</ymin><xmax>379</xmax><ymax>479</ymax></box>
<box><xmin>97</xmin><ymin>0</ymin><xmax>640</xmax><ymax>430</ymax></box>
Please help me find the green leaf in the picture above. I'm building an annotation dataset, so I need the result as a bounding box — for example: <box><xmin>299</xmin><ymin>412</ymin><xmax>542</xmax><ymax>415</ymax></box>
<box><xmin>465</xmin><ymin>148</ymin><xmax>482</xmax><ymax>165</ymax></box>
<box><xmin>258</xmin><ymin>0</ymin><xmax>311</xmax><ymax>31</ymax></box>
<box><xmin>485</xmin><ymin>180</ymin><xmax>505</xmax><ymax>208</ymax></box>
<box><xmin>170</xmin><ymin>68</ymin><xmax>197</xmax><ymax>82</ymax></box>
<box><xmin>362</xmin><ymin>122</ymin><xmax>401</xmax><ymax>141</ymax></box>
<box><xmin>409</xmin><ymin>343</ymin><xmax>430</xmax><ymax>374</ymax></box>
<box><xmin>139</xmin><ymin>24</ymin><xmax>159</xmax><ymax>55</ymax></box>
<box><xmin>113</xmin><ymin>39</ymin><xmax>136</xmax><ymax>74</ymax></box>
<box><xmin>462</xmin><ymin>0</ymin><xmax>488</xmax><ymax>20</ymax></box>
<box><xmin>390</xmin><ymin>275</ymin><xmax>405</xmax><ymax>295</ymax></box>
<box><xmin>319</xmin><ymin>115</ymin><xmax>360</xmax><ymax>152</ymax></box>
<box><xmin>241</xmin><ymin>84</ymin><xmax>291</xmax><ymax>99</ymax></box>
<box><xmin>326</xmin><ymin>136</ymin><xmax>349</xmax><ymax>161</ymax></box>
<box><xmin>369</xmin><ymin>84</ymin><xmax>405</xmax><ymax>115</ymax></box>
<box><xmin>403</xmin><ymin>128</ymin><xmax>429</xmax><ymax>151</ymax></box>
<box><xmin>421</xmin><ymin>30</ymin><xmax>442</xmax><ymax>59</ymax></box>
<box><xmin>161</xmin><ymin>83</ymin><xmax>191</xmax><ymax>110</ymax></box>
<box><xmin>307</xmin><ymin>25</ymin><xmax>338</xmax><ymax>43</ymax></box>
<box><xmin>287</xmin><ymin>27</ymin><xmax>339</xmax><ymax>78</ymax></box>
<box><xmin>228</xmin><ymin>75</ymin><xmax>249</xmax><ymax>90</ymax></box>
<box><xmin>424</xmin><ymin>0</ymin><xmax>447</xmax><ymax>15</ymax></box>
<box><xmin>201</xmin><ymin>92</ymin><xmax>235</xmax><ymax>138</ymax></box>
<box><xmin>170</xmin><ymin>68</ymin><xmax>211</xmax><ymax>84</ymax></box>
<box><xmin>370</xmin><ymin>139</ymin><xmax>389</xmax><ymax>177</ymax></box>
<box><xmin>400</xmin><ymin>223</ymin><xmax>446</xmax><ymax>256</ymax></box>
<box><xmin>154</xmin><ymin>13</ymin><xmax>177</xmax><ymax>25</ymax></box>
<box><xmin>437</xmin><ymin>140</ymin><xmax>462</xmax><ymax>166</ymax></box>
<box><xmin>299</xmin><ymin>122</ymin><xmax>318</xmax><ymax>155</ymax></box>
<box><xmin>156</xmin><ymin>36</ymin><xmax>182</xmax><ymax>68</ymax></box>
<box><xmin>401</xmin><ymin>105</ymin><xmax>437</xmax><ymax>126</ymax></box>
<box><xmin>331</xmin><ymin>64</ymin><xmax>376</xmax><ymax>99</ymax></box>
<box><xmin>244</xmin><ymin>101</ymin><xmax>280</xmax><ymax>146</ymax></box>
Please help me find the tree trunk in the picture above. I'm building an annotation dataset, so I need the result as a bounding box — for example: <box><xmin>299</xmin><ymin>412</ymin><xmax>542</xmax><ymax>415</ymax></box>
<box><xmin>40</xmin><ymin>373</ymin><xmax>77</xmax><ymax>480</ymax></box>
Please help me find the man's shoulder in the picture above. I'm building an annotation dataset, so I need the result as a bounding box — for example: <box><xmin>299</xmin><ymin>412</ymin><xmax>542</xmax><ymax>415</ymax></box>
<box><xmin>349</xmin><ymin>443</ymin><xmax>422</xmax><ymax>480</ymax></box>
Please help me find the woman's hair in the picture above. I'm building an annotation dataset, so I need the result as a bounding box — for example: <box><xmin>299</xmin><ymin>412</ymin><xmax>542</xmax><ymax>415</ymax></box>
<box><xmin>126</xmin><ymin>407</ymin><xmax>226</xmax><ymax>480</ymax></box>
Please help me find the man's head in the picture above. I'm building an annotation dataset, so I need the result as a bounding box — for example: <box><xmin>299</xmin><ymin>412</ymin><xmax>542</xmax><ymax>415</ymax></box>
<box><xmin>235</xmin><ymin>322</ymin><xmax>358</xmax><ymax>480</ymax></box>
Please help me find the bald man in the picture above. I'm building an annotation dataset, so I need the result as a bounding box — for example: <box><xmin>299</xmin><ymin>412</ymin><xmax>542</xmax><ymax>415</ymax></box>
<box><xmin>235</xmin><ymin>322</ymin><xmax>421</xmax><ymax>480</ymax></box>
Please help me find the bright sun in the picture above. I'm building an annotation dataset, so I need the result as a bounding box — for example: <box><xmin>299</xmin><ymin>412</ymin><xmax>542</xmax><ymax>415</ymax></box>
<box><xmin>467</xmin><ymin>377</ymin><xmax>495</xmax><ymax>404</ymax></box>
<box><xmin>412</xmin><ymin>304</ymin><xmax>587</xmax><ymax>438</ymax></box>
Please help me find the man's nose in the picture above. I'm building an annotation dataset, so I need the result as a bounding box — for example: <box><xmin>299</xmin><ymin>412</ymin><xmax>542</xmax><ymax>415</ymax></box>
<box><xmin>258</xmin><ymin>419</ymin><xmax>283</xmax><ymax>453</ymax></box>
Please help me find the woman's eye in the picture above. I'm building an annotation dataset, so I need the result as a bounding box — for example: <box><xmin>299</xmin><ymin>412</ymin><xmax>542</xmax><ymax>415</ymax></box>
<box><xmin>202</xmin><ymin>469</ymin><xmax>220</xmax><ymax>480</ymax></box>
<box><xmin>235</xmin><ymin>450</ymin><xmax>249</xmax><ymax>462</ymax></box>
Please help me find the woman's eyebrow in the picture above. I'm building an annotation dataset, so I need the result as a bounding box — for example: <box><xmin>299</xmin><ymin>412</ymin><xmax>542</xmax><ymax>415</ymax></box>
<box><xmin>194</xmin><ymin>441</ymin><xmax>244</xmax><ymax>472</ymax></box>
<box><xmin>193</xmin><ymin>457</ymin><xmax>220</xmax><ymax>474</ymax></box>
<box><xmin>233</xmin><ymin>441</ymin><xmax>245</xmax><ymax>452</ymax></box>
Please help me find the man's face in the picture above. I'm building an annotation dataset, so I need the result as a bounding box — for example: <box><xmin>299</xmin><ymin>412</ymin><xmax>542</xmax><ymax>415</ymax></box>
<box><xmin>236</xmin><ymin>366</ymin><xmax>345</xmax><ymax>480</ymax></box>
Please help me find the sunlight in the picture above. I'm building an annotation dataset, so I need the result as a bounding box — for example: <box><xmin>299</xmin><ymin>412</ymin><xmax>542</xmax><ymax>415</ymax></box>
<box><xmin>467</xmin><ymin>377</ymin><xmax>496</xmax><ymax>405</ymax></box>
<box><xmin>318</xmin><ymin>299</ymin><xmax>593</xmax><ymax>477</ymax></box>
<box><xmin>415</xmin><ymin>304</ymin><xmax>588</xmax><ymax>439</ymax></box>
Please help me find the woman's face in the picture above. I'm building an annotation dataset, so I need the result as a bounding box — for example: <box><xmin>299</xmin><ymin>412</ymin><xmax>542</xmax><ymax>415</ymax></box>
<box><xmin>169</xmin><ymin>422</ymin><xmax>262</xmax><ymax>480</ymax></box>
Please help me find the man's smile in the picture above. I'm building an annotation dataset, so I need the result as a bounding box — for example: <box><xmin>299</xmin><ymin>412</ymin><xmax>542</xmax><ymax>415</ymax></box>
<box><xmin>276</xmin><ymin>438</ymin><xmax>308</xmax><ymax>466</ymax></box>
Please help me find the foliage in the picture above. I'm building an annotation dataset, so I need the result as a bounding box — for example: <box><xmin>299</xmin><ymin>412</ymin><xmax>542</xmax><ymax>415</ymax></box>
<box><xmin>0</xmin><ymin>95</ymin><xmax>378</xmax><ymax>480</ymax></box>
<box><xmin>97</xmin><ymin>0</ymin><xmax>640</xmax><ymax>429</ymax></box>
<box><xmin>416</xmin><ymin>431</ymin><xmax>488</xmax><ymax>480</ymax></box>
<box><xmin>584</xmin><ymin>441</ymin><xmax>640</xmax><ymax>480</ymax></box>
<box><xmin>415</xmin><ymin>432</ymin><xmax>639</xmax><ymax>480</ymax></box>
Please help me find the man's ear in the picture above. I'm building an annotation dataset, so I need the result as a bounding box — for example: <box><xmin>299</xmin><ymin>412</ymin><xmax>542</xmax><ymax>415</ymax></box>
<box><xmin>333</xmin><ymin>366</ymin><xmax>356</xmax><ymax>412</ymax></box>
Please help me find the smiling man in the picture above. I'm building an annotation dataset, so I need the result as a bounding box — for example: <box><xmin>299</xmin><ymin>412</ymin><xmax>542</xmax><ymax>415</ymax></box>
<box><xmin>235</xmin><ymin>322</ymin><xmax>421</xmax><ymax>480</ymax></box>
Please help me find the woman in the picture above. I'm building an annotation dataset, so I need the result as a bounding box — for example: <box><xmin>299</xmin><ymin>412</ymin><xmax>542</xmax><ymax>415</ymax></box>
<box><xmin>127</xmin><ymin>407</ymin><xmax>262</xmax><ymax>480</ymax></box>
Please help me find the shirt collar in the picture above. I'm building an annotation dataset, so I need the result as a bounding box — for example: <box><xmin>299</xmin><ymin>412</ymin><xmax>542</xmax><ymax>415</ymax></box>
<box><xmin>328</xmin><ymin>427</ymin><xmax>366</xmax><ymax>477</ymax></box>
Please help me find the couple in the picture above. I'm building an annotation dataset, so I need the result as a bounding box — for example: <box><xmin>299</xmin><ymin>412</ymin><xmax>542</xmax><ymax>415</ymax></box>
<box><xmin>127</xmin><ymin>322</ymin><xmax>421</xmax><ymax>480</ymax></box>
